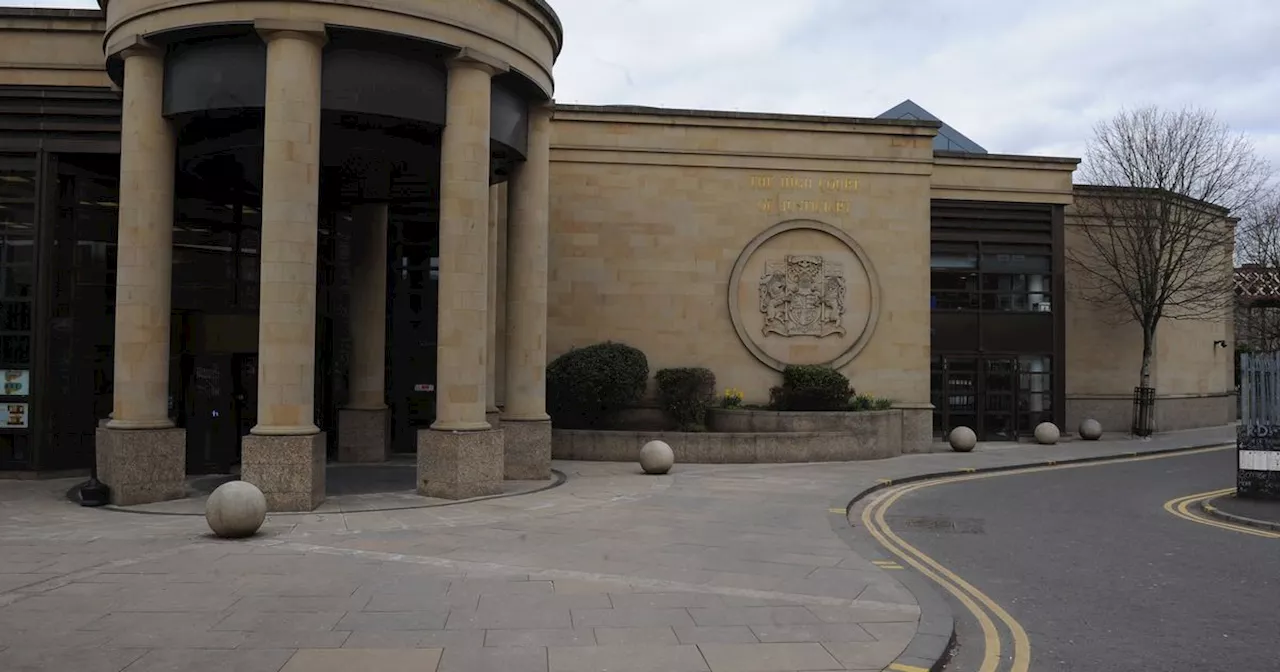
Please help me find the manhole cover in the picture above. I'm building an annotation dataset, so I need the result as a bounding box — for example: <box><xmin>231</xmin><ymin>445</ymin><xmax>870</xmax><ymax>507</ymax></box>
<box><xmin>889</xmin><ymin>515</ymin><xmax>986</xmax><ymax>534</ymax></box>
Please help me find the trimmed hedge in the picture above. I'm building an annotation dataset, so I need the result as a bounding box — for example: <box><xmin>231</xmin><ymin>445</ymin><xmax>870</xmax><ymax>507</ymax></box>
<box><xmin>769</xmin><ymin>365</ymin><xmax>854</xmax><ymax>411</ymax></box>
<box><xmin>546</xmin><ymin>342</ymin><xmax>649</xmax><ymax>429</ymax></box>
<box><xmin>655</xmin><ymin>367</ymin><xmax>717</xmax><ymax>431</ymax></box>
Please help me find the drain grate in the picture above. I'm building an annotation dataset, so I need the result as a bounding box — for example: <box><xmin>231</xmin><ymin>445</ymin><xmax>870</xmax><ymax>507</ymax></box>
<box><xmin>889</xmin><ymin>515</ymin><xmax>986</xmax><ymax>534</ymax></box>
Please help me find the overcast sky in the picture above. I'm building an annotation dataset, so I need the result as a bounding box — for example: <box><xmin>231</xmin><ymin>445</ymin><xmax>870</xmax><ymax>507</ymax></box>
<box><xmin>10</xmin><ymin>0</ymin><xmax>1280</xmax><ymax>171</ymax></box>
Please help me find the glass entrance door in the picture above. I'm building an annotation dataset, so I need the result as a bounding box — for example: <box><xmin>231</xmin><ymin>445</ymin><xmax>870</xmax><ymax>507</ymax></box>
<box><xmin>387</xmin><ymin>218</ymin><xmax>438</xmax><ymax>454</ymax></box>
<box><xmin>44</xmin><ymin>153</ymin><xmax>117</xmax><ymax>471</ymax></box>
<box><xmin>981</xmin><ymin>358</ymin><xmax>1017</xmax><ymax>441</ymax></box>
<box><xmin>933</xmin><ymin>355</ymin><xmax>1051</xmax><ymax>442</ymax></box>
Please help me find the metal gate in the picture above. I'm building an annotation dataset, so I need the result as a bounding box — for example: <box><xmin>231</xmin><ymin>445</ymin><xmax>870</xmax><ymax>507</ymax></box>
<box><xmin>1238</xmin><ymin>352</ymin><xmax>1280</xmax><ymax>499</ymax></box>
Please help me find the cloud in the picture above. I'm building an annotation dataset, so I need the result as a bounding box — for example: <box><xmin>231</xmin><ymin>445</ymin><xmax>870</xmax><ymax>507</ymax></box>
<box><xmin>7</xmin><ymin>0</ymin><xmax>1279</xmax><ymax>174</ymax></box>
<box><xmin>551</xmin><ymin>0</ymin><xmax>1280</xmax><ymax>172</ymax></box>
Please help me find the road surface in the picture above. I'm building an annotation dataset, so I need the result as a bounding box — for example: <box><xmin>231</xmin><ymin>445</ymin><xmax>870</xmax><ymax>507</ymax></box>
<box><xmin>869</xmin><ymin>446</ymin><xmax>1278</xmax><ymax>671</ymax></box>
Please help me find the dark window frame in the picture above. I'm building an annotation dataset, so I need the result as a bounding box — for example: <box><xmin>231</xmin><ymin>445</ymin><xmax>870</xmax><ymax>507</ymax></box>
<box><xmin>930</xmin><ymin>241</ymin><xmax>1053</xmax><ymax>314</ymax></box>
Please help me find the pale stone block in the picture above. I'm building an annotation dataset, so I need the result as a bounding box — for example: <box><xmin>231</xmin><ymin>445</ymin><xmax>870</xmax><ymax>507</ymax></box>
<box><xmin>110</xmin><ymin>46</ymin><xmax>175</xmax><ymax>428</ymax></box>
<box><xmin>504</xmin><ymin>104</ymin><xmax>552</xmax><ymax>422</ymax></box>
<box><xmin>347</xmin><ymin>202</ymin><xmax>388</xmax><ymax>410</ymax></box>
<box><xmin>255</xmin><ymin>30</ymin><xmax>322</xmax><ymax>435</ymax></box>
<box><xmin>893</xmin><ymin>402</ymin><xmax>935</xmax><ymax>454</ymax></box>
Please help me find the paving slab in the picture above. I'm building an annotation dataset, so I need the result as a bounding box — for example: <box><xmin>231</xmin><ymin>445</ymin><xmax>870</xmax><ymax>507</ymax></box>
<box><xmin>697</xmin><ymin>642</ymin><xmax>843</xmax><ymax>671</ymax></box>
<box><xmin>0</xmin><ymin>424</ymin><xmax>1232</xmax><ymax>672</ymax></box>
<box><xmin>279</xmin><ymin>648</ymin><xmax>443</xmax><ymax>672</ymax></box>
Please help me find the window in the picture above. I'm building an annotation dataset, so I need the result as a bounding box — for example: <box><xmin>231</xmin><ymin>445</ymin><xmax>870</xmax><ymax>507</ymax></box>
<box><xmin>930</xmin><ymin>248</ymin><xmax>979</xmax><ymax>311</ymax></box>
<box><xmin>980</xmin><ymin>274</ymin><xmax>1052</xmax><ymax>312</ymax></box>
<box><xmin>0</xmin><ymin>159</ymin><xmax>36</xmax><ymax>369</ymax></box>
<box><xmin>1017</xmin><ymin>355</ymin><xmax>1053</xmax><ymax>430</ymax></box>
<box><xmin>930</xmin><ymin>245</ymin><xmax>1053</xmax><ymax>313</ymax></box>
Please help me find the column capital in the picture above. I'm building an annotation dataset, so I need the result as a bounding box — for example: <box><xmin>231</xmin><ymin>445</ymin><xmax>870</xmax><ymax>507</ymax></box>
<box><xmin>107</xmin><ymin>35</ymin><xmax>163</xmax><ymax>61</ymax></box>
<box><xmin>449</xmin><ymin>48</ymin><xmax>509</xmax><ymax>76</ymax></box>
<box><xmin>255</xmin><ymin>19</ymin><xmax>329</xmax><ymax>47</ymax></box>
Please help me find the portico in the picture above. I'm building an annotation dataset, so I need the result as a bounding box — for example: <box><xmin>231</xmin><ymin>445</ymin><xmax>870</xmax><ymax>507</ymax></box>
<box><xmin>91</xmin><ymin>0</ymin><xmax>561</xmax><ymax>510</ymax></box>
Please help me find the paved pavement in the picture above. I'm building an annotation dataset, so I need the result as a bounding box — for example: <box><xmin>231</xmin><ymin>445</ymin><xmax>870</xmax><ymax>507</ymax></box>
<box><xmin>887</xmin><ymin>444</ymin><xmax>1274</xmax><ymax>672</ymax></box>
<box><xmin>1206</xmin><ymin>491</ymin><xmax>1280</xmax><ymax>529</ymax></box>
<box><xmin>0</xmin><ymin>425</ymin><xmax>1233</xmax><ymax>672</ymax></box>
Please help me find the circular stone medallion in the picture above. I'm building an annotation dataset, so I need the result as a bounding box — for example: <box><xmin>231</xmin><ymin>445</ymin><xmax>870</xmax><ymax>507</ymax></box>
<box><xmin>728</xmin><ymin>219</ymin><xmax>880</xmax><ymax>371</ymax></box>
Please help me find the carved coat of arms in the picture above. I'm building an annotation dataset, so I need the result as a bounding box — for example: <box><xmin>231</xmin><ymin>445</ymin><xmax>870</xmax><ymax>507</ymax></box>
<box><xmin>758</xmin><ymin>255</ymin><xmax>847</xmax><ymax>337</ymax></box>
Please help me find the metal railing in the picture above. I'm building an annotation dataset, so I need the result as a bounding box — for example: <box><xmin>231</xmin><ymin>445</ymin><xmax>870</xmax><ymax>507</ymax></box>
<box><xmin>1131</xmin><ymin>386</ymin><xmax>1155</xmax><ymax>437</ymax></box>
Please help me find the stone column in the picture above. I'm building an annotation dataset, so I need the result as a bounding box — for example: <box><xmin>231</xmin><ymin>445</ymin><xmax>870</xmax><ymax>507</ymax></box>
<box><xmin>95</xmin><ymin>39</ymin><xmax>186</xmax><ymax>506</ymax></box>
<box><xmin>485</xmin><ymin>184</ymin><xmax>503</xmax><ymax>427</ymax></box>
<box><xmin>501</xmin><ymin>103</ymin><xmax>553</xmax><ymax>480</ymax></box>
<box><xmin>241</xmin><ymin>21</ymin><xmax>328</xmax><ymax>512</ymax></box>
<box><xmin>419</xmin><ymin>49</ymin><xmax>507</xmax><ymax>500</ymax></box>
<box><xmin>338</xmin><ymin>202</ymin><xmax>390</xmax><ymax>462</ymax></box>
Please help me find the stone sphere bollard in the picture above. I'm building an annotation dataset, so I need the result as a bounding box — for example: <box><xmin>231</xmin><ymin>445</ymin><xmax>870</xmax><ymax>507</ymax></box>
<box><xmin>1034</xmin><ymin>422</ymin><xmax>1060</xmax><ymax>445</ymax></box>
<box><xmin>1078</xmin><ymin>418</ymin><xmax>1103</xmax><ymax>441</ymax></box>
<box><xmin>639</xmin><ymin>440</ymin><xmax>674</xmax><ymax>474</ymax></box>
<box><xmin>948</xmin><ymin>426</ymin><xmax>977</xmax><ymax>453</ymax></box>
<box><xmin>205</xmin><ymin>480</ymin><xmax>267</xmax><ymax>539</ymax></box>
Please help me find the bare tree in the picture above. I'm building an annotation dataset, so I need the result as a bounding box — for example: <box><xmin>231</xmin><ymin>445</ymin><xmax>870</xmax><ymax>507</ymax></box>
<box><xmin>1235</xmin><ymin>188</ymin><xmax>1280</xmax><ymax>351</ymax></box>
<box><xmin>1069</xmin><ymin>106</ymin><xmax>1271</xmax><ymax>418</ymax></box>
<box><xmin>1236</xmin><ymin>188</ymin><xmax>1280</xmax><ymax>266</ymax></box>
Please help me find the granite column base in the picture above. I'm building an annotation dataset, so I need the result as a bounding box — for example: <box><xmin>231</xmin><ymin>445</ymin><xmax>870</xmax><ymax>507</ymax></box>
<box><xmin>418</xmin><ymin>428</ymin><xmax>504</xmax><ymax>500</ymax></box>
<box><xmin>95</xmin><ymin>427</ymin><xmax>186</xmax><ymax>506</ymax></box>
<box><xmin>241</xmin><ymin>433</ymin><xmax>327</xmax><ymax>512</ymax></box>
<box><xmin>501</xmin><ymin>419</ymin><xmax>551</xmax><ymax>480</ymax></box>
<box><xmin>337</xmin><ymin>408</ymin><xmax>389</xmax><ymax>463</ymax></box>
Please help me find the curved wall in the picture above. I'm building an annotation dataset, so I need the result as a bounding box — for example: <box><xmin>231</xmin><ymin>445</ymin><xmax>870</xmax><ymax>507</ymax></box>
<box><xmin>159</xmin><ymin>27</ymin><xmax>537</xmax><ymax>158</ymax></box>
<box><xmin>101</xmin><ymin>0</ymin><xmax>561</xmax><ymax>97</ymax></box>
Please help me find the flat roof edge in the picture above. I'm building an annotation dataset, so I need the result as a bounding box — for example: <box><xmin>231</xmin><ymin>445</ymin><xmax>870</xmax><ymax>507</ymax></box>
<box><xmin>553</xmin><ymin>103</ymin><xmax>942</xmax><ymax>130</ymax></box>
<box><xmin>0</xmin><ymin>7</ymin><xmax>104</xmax><ymax>19</ymax></box>
<box><xmin>934</xmin><ymin>149</ymin><xmax>1081</xmax><ymax>165</ymax></box>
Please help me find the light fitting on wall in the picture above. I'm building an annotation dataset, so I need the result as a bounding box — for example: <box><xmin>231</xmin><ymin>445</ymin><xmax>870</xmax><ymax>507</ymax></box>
<box><xmin>1213</xmin><ymin>340</ymin><xmax>1228</xmax><ymax>349</ymax></box>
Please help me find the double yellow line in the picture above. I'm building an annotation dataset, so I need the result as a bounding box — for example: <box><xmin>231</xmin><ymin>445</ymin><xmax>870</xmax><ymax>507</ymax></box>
<box><xmin>861</xmin><ymin>474</ymin><xmax>1031</xmax><ymax>672</ymax></box>
<box><xmin>1163</xmin><ymin>488</ymin><xmax>1280</xmax><ymax>539</ymax></box>
<box><xmin>856</xmin><ymin>444</ymin><xmax>1234</xmax><ymax>672</ymax></box>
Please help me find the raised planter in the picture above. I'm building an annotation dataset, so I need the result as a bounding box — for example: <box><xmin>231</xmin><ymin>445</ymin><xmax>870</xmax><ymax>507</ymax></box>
<box><xmin>707</xmin><ymin>407</ymin><xmax>897</xmax><ymax>433</ymax></box>
<box><xmin>553</xmin><ymin>408</ymin><xmax>904</xmax><ymax>464</ymax></box>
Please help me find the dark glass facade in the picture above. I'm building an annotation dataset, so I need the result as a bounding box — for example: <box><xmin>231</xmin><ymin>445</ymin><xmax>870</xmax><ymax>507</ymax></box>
<box><xmin>0</xmin><ymin>131</ymin><xmax>446</xmax><ymax>473</ymax></box>
<box><xmin>929</xmin><ymin>200</ymin><xmax>1066</xmax><ymax>441</ymax></box>
<box><xmin>0</xmin><ymin>153</ymin><xmax>36</xmax><ymax>469</ymax></box>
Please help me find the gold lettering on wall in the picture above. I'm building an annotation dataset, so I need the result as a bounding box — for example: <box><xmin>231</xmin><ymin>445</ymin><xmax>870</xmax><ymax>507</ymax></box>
<box><xmin>749</xmin><ymin>174</ymin><xmax>860</xmax><ymax>193</ymax></box>
<box><xmin>750</xmin><ymin>174</ymin><xmax>859</xmax><ymax>215</ymax></box>
<box><xmin>758</xmin><ymin>199</ymin><xmax>852</xmax><ymax>215</ymax></box>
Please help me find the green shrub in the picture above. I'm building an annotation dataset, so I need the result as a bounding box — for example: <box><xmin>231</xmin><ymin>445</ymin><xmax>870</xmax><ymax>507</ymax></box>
<box><xmin>769</xmin><ymin>365</ymin><xmax>854</xmax><ymax>411</ymax></box>
<box><xmin>851</xmin><ymin>394</ymin><xmax>895</xmax><ymax>411</ymax></box>
<box><xmin>655</xmin><ymin>368</ymin><xmax>717</xmax><ymax>431</ymax></box>
<box><xmin>546</xmin><ymin>342</ymin><xmax>649</xmax><ymax>429</ymax></box>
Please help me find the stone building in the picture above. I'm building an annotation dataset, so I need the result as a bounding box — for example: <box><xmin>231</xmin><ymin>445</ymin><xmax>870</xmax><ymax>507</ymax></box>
<box><xmin>0</xmin><ymin>3</ymin><xmax>1236</xmax><ymax>509</ymax></box>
